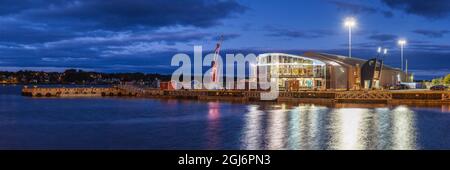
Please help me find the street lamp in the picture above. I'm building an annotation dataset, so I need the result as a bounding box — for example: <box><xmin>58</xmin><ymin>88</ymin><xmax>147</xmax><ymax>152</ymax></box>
<box><xmin>374</xmin><ymin>47</ymin><xmax>388</xmax><ymax>89</ymax></box>
<box><xmin>398</xmin><ymin>39</ymin><xmax>407</xmax><ymax>71</ymax></box>
<box><xmin>376</xmin><ymin>47</ymin><xmax>387</xmax><ymax>58</ymax></box>
<box><xmin>344</xmin><ymin>17</ymin><xmax>356</xmax><ymax>58</ymax></box>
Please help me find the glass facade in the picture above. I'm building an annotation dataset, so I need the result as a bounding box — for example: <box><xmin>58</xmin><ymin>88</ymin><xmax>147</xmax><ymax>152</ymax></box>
<box><xmin>258</xmin><ymin>54</ymin><xmax>327</xmax><ymax>91</ymax></box>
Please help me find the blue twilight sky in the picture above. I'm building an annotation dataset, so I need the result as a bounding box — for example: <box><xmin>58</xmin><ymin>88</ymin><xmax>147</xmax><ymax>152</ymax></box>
<box><xmin>0</xmin><ymin>0</ymin><xmax>449</xmax><ymax>80</ymax></box>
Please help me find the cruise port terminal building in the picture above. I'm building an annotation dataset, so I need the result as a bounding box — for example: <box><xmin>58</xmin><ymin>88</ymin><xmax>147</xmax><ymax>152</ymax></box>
<box><xmin>257</xmin><ymin>52</ymin><xmax>408</xmax><ymax>91</ymax></box>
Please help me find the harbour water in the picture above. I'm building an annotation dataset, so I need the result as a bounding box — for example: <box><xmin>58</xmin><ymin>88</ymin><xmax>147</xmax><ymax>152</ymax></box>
<box><xmin>0</xmin><ymin>86</ymin><xmax>449</xmax><ymax>149</ymax></box>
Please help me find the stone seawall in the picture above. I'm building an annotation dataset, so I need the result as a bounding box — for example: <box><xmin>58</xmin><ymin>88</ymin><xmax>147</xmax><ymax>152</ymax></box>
<box><xmin>21</xmin><ymin>86</ymin><xmax>450</xmax><ymax>104</ymax></box>
<box><xmin>21</xmin><ymin>86</ymin><xmax>137</xmax><ymax>97</ymax></box>
<box><xmin>137</xmin><ymin>89</ymin><xmax>450</xmax><ymax>104</ymax></box>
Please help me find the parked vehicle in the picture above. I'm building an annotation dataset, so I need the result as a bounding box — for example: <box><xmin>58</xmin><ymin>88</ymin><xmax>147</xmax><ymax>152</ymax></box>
<box><xmin>389</xmin><ymin>84</ymin><xmax>409</xmax><ymax>90</ymax></box>
<box><xmin>430</xmin><ymin>85</ymin><xmax>448</xmax><ymax>91</ymax></box>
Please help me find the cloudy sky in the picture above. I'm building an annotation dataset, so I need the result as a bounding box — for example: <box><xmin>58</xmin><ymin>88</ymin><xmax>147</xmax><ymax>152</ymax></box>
<box><xmin>0</xmin><ymin>0</ymin><xmax>449</xmax><ymax>79</ymax></box>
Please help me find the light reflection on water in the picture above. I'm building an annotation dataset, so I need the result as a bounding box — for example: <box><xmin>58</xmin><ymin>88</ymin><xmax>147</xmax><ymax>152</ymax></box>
<box><xmin>241</xmin><ymin>105</ymin><xmax>263</xmax><ymax>150</ymax></box>
<box><xmin>330</xmin><ymin>108</ymin><xmax>367</xmax><ymax>150</ymax></box>
<box><xmin>392</xmin><ymin>106</ymin><xmax>416</xmax><ymax>150</ymax></box>
<box><xmin>266</xmin><ymin>107</ymin><xmax>287</xmax><ymax>150</ymax></box>
<box><xmin>206</xmin><ymin>102</ymin><xmax>221</xmax><ymax>149</ymax></box>
<box><xmin>239</xmin><ymin>104</ymin><xmax>418</xmax><ymax>150</ymax></box>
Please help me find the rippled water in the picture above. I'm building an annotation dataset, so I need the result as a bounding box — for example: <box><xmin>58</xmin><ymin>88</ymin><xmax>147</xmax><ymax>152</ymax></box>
<box><xmin>0</xmin><ymin>86</ymin><xmax>449</xmax><ymax>149</ymax></box>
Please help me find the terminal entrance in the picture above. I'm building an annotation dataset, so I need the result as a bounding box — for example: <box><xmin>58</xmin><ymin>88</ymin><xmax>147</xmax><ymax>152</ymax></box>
<box><xmin>278</xmin><ymin>78</ymin><xmax>326</xmax><ymax>91</ymax></box>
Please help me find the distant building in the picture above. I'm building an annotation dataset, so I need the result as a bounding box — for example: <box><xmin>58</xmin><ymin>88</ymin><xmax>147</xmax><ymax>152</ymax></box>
<box><xmin>160</xmin><ymin>81</ymin><xmax>175</xmax><ymax>90</ymax></box>
<box><xmin>257</xmin><ymin>52</ymin><xmax>408</xmax><ymax>91</ymax></box>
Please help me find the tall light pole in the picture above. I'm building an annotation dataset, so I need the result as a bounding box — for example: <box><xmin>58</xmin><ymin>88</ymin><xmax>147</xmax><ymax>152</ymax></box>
<box><xmin>344</xmin><ymin>17</ymin><xmax>356</xmax><ymax>58</ymax></box>
<box><xmin>376</xmin><ymin>47</ymin><xmax>387</xmax><ymax>59</ymax></box>
<box><xmin>398</xmin><ymin>39</ymin><xmax>407</xmax><ymax>71</ymax></box>
<box><xmin>377</xmin><ymin>48</ymin><xmax>388</xmax><ymax>89</ymax></box>
<box><xmin>372</xmin><ymin>47</ymin><xmax>388</xmax><ymax>88</ymax></box>
<box><xmin>377</xmin><ymin>46</ymin><xmax>382</xmax><ymax>57</ymax></box>
<box><xmin>376</xmin><ymin>47</ymin><xmax>383</xmax><ymax>58</ymax></box>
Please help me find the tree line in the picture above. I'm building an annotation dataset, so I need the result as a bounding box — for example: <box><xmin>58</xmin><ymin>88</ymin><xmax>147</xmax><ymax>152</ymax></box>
<box><xmin>432</xmin><ymin>74</ymin><xmax>450</xmax><ymax>86</ymax></box>
<box><xmin>0</xmin><ymin>69</ymin><xmax>171</xmax><ymax>85</ymax></box>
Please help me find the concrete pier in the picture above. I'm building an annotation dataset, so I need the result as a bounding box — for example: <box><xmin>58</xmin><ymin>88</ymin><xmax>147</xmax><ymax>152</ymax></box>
<box><xmin>136</xmin><ymin>89</ymin><xmax>450</xmax><ymax>104</ymax></box>
<box><xmin>21</xmin><ymin>86</ymin><xmax>450</xmax><ymax>104</ymax></box>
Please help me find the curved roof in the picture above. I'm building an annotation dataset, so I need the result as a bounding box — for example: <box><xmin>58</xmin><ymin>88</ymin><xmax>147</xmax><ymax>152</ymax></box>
<box><xmin>257</xmin><ymin>52</ymin><xmax>402</xmax><ymax>72</ymax></box>
<box><xmin>303</xmin><ymin>52</ymin><xmax>402</xmax><ymax>71</ymax></box>
<box><xmin>258</xmin><ymin>53</ymin><xmax>326</xmax><ymax>66</ymax></box>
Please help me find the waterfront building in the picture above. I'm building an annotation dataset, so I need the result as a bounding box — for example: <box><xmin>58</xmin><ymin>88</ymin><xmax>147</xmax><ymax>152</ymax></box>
<box><xmin>257</xmin><ymin>52</ymin><xmax>408</xmax><ymax>91</ymax></box>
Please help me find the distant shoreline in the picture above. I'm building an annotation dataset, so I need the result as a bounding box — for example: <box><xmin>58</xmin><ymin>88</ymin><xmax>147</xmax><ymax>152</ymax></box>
<box><xmin>0</xmin><ymin>69</ymin><xmax>171</xmax><ymax>85</ymax></box>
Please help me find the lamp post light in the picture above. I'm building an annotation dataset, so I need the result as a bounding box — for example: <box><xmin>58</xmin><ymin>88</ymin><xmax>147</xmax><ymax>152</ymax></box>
<box><xmin>398</xmin><ymin>39</ymin><xmax>407</xmax><ymax>71</ymax></box>
<box><xmin>378</xmin><ymin>48</ymin><xmax>388</xmax><ymax>62</ymax></box>
<box><xmin>344</xmin><ymin>17</ymin><xmax>356</xmax><ymax>58</ymax></box>
<box><xmin>382</xmin><ymin>48</ymin><xmax>388</xmax><ymax>62</ymax></box>
<box><xmin>376</xmin><ymin>47</ymin><xmax>383</xmax><ymax>58</ymax></box>
<box><xmin>376</xmin><ymin>47</ymin><xmax>387</xmax><ymax>60</ymax></box>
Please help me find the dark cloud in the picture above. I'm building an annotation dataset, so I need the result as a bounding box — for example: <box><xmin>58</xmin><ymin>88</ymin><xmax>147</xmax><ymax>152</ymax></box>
<box><xmin>409</xmin><ymin>69</ymin><xmax>450</xmax><ymax>79</ymax></box>
<box><xmin>328</xmin><ymin>0</ymin><xmax>394</xmax><ymax>18</ymax></box>
<box><xmin>367</xmin><ymin>34</ymin><xmax>398</xmax><ymax>42</ymax></box>
<box><xmin>381</xmin><ymin>0</ymin><xmax>450</xmax><ymax>19</ymax></box>
<box><xmin>349</xmin><ymin>42</ymin><xmax>384</xmax><ymax>49</ymax></box>
<box><xmin>42</xmin><ymin>31</ymin><xmax>212</xmax><ymax>49</ymax></box>
<box><xmin>340</xmin><ymin>39</ymin><xmax>449</xmax><ymax>54</ymax></box>
<box><xmin>265</xmin><ymin>26</ymin><xmax>336</xmax><ymax>39</ymax></box>
<box><xmin>0</xmin><ymin>0</ymin><xmax>244</xmax><ymax>74</ymax></box>
<box><xmin>328</xmin><ymin>0</ymin><xmax>377</xmax><ymax>14</ymax></box>
<box><xmin>413</xmin><ymin>29</ymin><xmax>450</xmax><ymax>38</ymax></box>
<box><xmin>408</xmin><ymin>43</ymin><xmax>450</xmax><ymax>52</ymax></box>
<box><xmin>0</xmin><ymin>0</ymin><xmax>247</xmax><ymax>70</ymax></box>
<box><xmin>3</xmin><ymin>0</ymin><xmax>246</xmax><ymax>30</ymax></box>
<box><xmin>0</xmin><ymin>0</ymin><xmax>59</xmax><ymax>15</ymax></box>
<box><xmin>213</xmin><ymin>33</ymin><xmax>241</xmax><ymax>41</ymax></box>
<box><xmin>382</xmin><ymin>11</ymin><xmax>394</xmax><ymax>18</ymax></box>
<box><xmin>0</xmin><ymin>20</ymin><xmax>76</xmax><ymax>44</ymax></box>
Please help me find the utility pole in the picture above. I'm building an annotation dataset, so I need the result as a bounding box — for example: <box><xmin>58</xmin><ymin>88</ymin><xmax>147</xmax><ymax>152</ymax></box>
<box><xmin>405</xmin><ymin>59</ymin><xmax>408</xmax><ymax>82</ymax></box>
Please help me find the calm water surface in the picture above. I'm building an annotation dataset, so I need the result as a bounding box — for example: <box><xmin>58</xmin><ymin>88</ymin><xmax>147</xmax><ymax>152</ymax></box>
<box><xmin>0</xmin><ymin>86</ymin><xmax>449</xmax><ymax>149</ymax></box>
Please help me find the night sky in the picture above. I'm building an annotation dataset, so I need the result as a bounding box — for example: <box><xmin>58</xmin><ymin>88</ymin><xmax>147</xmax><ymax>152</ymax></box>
<box><xmin>0</xmin><ymin>0</ymin><xmax>449</xmax><ymax>80</ymax></box>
